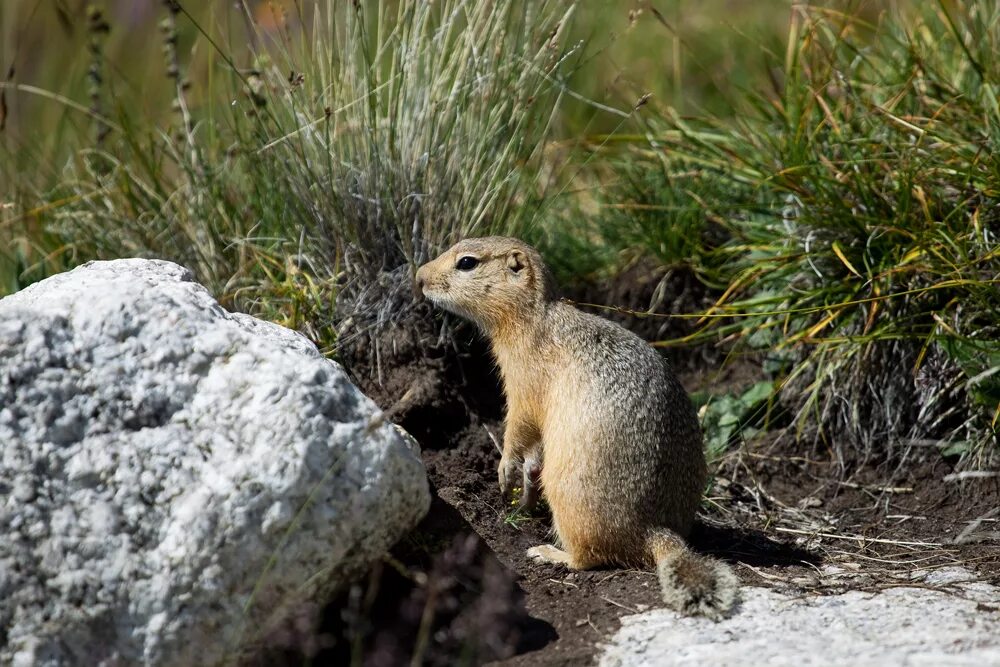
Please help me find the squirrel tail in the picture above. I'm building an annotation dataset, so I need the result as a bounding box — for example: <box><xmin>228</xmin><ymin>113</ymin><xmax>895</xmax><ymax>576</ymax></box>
<box><xmin>648</xmin><ymin>530</ymin><xmax>739</xmax><ymax>620</ymax></box>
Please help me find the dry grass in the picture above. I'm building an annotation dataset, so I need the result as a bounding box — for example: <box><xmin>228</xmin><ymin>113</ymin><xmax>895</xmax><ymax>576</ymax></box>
<box><xmin>701</xmin><ymin>431</ymin><xmax>1000</xmax><ymax>597</ymax></box>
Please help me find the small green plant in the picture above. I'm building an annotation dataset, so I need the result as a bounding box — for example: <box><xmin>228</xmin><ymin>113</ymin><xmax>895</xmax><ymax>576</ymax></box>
<box><xmin>502</xmin><ymin>507</ymin><xmax>535</xmax><ymax>531</ymax></box>
<box><xmin>694</xmin><ymin>381</ymin><xmax>776</xmax><ymax>463</ymax></box>
<box><xmin>502</xmin><ymin>487</ymin><xmax>546</xmax><ymax>531</ymax></box>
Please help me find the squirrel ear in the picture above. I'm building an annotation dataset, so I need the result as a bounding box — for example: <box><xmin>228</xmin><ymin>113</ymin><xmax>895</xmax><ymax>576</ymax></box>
<box><xmin>507</xmin><ymin>250</ymin><xmax>527</xmax><ymax>273</ymax></box>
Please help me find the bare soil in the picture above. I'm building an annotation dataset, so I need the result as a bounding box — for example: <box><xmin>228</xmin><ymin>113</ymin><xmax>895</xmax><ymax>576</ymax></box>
<box><xmin>278</xmin><ymin>270</ymin><xmax>1000</xmax><ymax>666</ymax></box>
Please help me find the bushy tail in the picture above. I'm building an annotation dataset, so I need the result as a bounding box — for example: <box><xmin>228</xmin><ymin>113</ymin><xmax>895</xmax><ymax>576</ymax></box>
<box><xmin>649</xmin><ymin>530</ymin><xmax>739</xmax><ymax>620</ymax></box>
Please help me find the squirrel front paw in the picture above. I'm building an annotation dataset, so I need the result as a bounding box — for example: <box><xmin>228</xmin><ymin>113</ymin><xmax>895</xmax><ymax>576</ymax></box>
<box><xmin>519</xmin><ymin>454</ymin><xmax>541</xmax><ymax>510</ymax></box>
<box><xmin>498</xmin><ymin>455</ymin><xmax>517</xmax><ymax>497</ymax></box>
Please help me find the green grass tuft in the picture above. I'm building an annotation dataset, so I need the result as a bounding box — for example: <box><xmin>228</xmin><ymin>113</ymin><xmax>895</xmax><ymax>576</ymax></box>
<box><xmin>605</xmin><ymin>3</ymin><xmax>1000</xmax><ymax>468</ymax></box>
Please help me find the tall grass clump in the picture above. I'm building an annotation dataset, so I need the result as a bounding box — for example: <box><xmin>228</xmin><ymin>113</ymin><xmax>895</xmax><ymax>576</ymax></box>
<box><xmin>4</xmin><ymin>1</ymin><xmax>321</xmax><ymax>325</ymax></box>
<box><xmin>252</xmin><ymin>0</ymin><xmax>578</xmax><ymax>361</ymax></box>
<box><xmin>10</xmin><ymin>0</ymin><xmax>578</xmax><ymax>360</ymax></box>
<box><xmin>611</xmin><ymin>3</ymin><xmax>1000</xmax><ymax>470</ymax></box>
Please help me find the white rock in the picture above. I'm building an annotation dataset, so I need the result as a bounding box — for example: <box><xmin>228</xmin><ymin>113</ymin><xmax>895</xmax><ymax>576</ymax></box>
<box><xmin>599</xmin><ymin>567</ymin><xmax>1000</xmax><ymax>666</ymax></box>
<box><xmin>0</xmin><ymin>259</ymin><xmax>431</xmax><ymax>666</ymax></box>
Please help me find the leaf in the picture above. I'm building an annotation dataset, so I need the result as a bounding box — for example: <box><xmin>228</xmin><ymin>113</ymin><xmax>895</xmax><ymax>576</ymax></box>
<box><xmin>741</xmin><ymin>381</ymin><xmax>775</xmax><ymax>405</ymax></box>
<box><xmin>831</xmin><ymin>240</ymin><xmax>862</xmax><ymax>278</ymax></box>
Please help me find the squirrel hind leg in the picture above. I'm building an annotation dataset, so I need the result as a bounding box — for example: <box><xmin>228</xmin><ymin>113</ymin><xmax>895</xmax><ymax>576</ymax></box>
<box><xmin>650</xmin><ymin>532</ymin><xmax>740</xmax><ymax>621</ymax></box>
<box><xmin>526</xmin><ymin>543</ymin><xmax>599</xmax><ymax>569</ymax></box>
<box><xmin>526</xmin><ymin>544</ymin><xmax>575</xmax><ymax>566</ymax></box>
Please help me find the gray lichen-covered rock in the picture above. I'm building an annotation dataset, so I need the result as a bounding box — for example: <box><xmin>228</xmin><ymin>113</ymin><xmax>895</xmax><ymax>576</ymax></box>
<box><xmin>0</xmin><ymin>259</ymin><xmax>431</xmax><ymax>666</ymax></box>
<box><xmin>599</xmin><ymin>567</ymin><xmax>1000</xmax><ymax>666</ymax></box>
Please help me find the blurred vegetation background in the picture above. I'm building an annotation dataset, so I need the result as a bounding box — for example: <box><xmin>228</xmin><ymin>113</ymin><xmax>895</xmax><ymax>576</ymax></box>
<box><xmin>1</xmin><ymin>0</ymin><xmax>997</xmax><ymax>470</ymax></box>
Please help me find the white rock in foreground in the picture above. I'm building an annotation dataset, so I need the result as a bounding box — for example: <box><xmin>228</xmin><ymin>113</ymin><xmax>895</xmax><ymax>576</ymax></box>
<box><xmin>600</xmin><ymin>567</ymin><xmax>1000</xmax><ymax>666</ymax></box>
<box><xmin>0</xmin><ymin>259</ymin><xmax>431</xmax><ymax>667</ymax></box>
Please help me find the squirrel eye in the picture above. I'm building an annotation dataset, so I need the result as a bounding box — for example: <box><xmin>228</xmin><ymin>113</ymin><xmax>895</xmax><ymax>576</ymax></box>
<box><xmin>456</xmin><ymin>256</ymin><xmax>479</xmax><ymax>271</ymax></box>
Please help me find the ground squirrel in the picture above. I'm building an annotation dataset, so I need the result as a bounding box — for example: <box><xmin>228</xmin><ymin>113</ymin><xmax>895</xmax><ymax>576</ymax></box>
<box><xmin>415</xmin><ymin>236</ymin><xmax>738</xmax><ymax>619</ymax></box>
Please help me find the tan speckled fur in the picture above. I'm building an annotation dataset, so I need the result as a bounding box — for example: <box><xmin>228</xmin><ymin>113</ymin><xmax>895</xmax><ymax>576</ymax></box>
<box><xmin>416</xmin><ymin>237</ymin><xmax>738</xmax><ymax>619</ymax></box>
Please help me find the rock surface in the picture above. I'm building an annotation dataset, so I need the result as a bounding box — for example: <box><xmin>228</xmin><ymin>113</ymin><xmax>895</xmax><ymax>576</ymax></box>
<box><xmin>0</xmin><ymin>259</ymin><xmax>431</xmax><ymax>666</ymax></box>
<box><xmin>599</xmin><ymin>567</ymin><xmax>1000</xmax><ymax>666</ymax></box>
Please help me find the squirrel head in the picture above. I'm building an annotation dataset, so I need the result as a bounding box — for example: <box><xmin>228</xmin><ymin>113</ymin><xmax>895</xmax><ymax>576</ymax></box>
<box><xmin>416</xmin><ymin>236</ymin><xmax>556</xmax><ymax>335</ymax></box>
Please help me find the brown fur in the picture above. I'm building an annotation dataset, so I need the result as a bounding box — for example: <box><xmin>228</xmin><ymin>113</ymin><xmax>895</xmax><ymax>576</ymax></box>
<box><xmin>416</xmin><ymin>236</ymin><xmax>739</xmax><ymax>619</ymax></box>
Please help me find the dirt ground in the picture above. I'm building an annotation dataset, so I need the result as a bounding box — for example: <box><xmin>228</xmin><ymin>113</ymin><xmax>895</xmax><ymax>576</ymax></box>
<box><xmin>286</xmin><ymin>271</ymin><xmax>1000</xmax><ymax>666</ymax></box>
